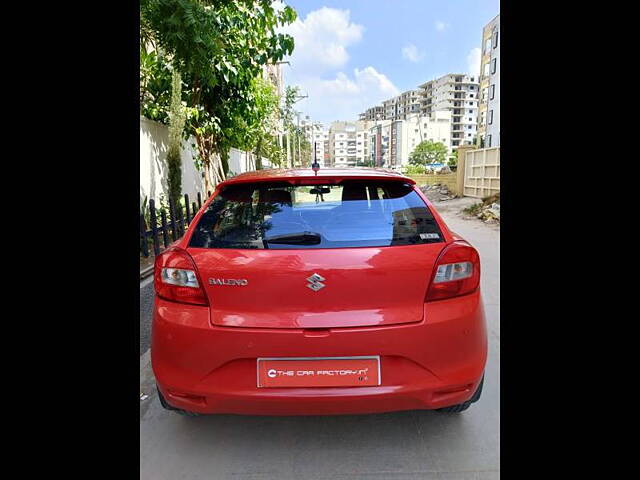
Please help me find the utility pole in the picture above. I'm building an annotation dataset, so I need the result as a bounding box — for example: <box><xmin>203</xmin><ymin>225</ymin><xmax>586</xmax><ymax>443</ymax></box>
<box><xmin>287</xmin><ymin>93</ymin><xmax>307</xmax><ymax>168</ymax></box>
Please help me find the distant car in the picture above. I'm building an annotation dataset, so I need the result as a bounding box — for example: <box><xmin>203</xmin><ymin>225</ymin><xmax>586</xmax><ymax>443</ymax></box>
<box><xmin>152</xmin><ymin>168</ymin><xmax>487</xmax><ymax>416</ymax></box>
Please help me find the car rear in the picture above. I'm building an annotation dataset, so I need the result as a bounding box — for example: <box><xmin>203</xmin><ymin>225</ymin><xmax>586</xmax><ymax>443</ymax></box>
<box><xmin>151</xmin><ymin>169</ymin><xmax>487</xmax><ymax>415</ymax></box>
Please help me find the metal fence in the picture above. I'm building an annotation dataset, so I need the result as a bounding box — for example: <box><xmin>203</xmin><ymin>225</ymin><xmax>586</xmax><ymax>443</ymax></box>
<box><xmin>140</xmin><ymin>191</ymin><xmax>211</xmax><ymax>258</ymax></box>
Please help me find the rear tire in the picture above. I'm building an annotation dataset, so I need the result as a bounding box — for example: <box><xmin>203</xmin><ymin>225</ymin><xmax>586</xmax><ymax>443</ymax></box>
<box><xmin>436</xmin><ymin>375</ymin><xmax>484</xmax><ymax>413</ymax></box>
<box><xmin>157</xmin><ymin>386</ymin><xmax>201</xmax><ymax>417</ymax></box>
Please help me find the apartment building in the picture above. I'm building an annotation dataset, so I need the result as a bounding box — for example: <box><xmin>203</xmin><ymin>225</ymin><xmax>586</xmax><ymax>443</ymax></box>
<box><xmin>328</xmin><ymin>120</ymin><xmax>373</xmax><ymax>167</ymax></box>
<box><xmin>419</xmin><ymin>74</ymin><xmax>479</xmax><ymax>149</ymax></box>
<box><xmin>478</xmin><ymin>14</ymin><xmax>500</xmax><ymax>147</ymax></box>
<box><xmin>368</xmin><ymin>111</ymin><xmax>452</xmax><ymax>168</ymax></box>
<box><xmin>297</xmin><ymin>116</ymin><xmax>329</xmax><ymax>165</ymax></box>
<box><xmin>311</xmin><ymin>128</ymin><xmax>329</xmax><ymax>166</ymax></box>
<box><xmin>262</xmin><ymin>63</ymin><xmax>283</xmax><ymax>97</ymax></box>
<box><xmin>359</xmin><ymin>105</ymin><xmax>384</xmax><ymax>121</ymax></box>
<box><xmin>379</xmin><ymin>89</ymin><xmax>422</xmax><ymax>121</ymax></box>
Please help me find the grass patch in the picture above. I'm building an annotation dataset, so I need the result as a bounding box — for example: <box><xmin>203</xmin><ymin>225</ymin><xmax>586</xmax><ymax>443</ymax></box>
<box><xmin>463</xmin><ymin>203</ymin><xmax>483</xmax><ymax>216</ymax></box>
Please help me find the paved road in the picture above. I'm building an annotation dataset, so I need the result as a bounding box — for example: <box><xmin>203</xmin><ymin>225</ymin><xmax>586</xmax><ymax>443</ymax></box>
<box><xmin>140</xmin><ymin>276</ymin><xmax>154</xmax><ymax>356</ymax></box>
<box><xmin>140</xmin><ymin>198</ymin><xmax>500</xmax><ymax>479</ymax></box>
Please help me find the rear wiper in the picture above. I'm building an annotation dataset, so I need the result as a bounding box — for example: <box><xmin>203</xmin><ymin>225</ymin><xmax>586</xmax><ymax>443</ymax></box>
<box><xmin>264</xmin><ymin>232</ymin><xmax>322</xmax><ymax>245</ymax></box>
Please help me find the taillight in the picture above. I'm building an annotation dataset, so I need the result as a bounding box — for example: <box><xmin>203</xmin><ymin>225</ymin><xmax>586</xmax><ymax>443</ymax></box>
<box><xmin>426</xmin><ymin>241</ymin><xmax>480</xmax><ymax>302</ymax></box>
<box><xmin>154</xmin><ymin>247</ymin><xmax>209</xmax><ymax>306</ymax></box>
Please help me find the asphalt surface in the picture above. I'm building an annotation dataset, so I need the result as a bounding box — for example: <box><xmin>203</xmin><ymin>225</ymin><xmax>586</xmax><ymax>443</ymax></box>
<box><xmin>140</xmin><ymin>197</ymin><xmax>500</xmax><ymax>479</ymax></box>
<box><xmin>140</xmin><ymin>276</ymin><xmax>154</xmax><ymax>356</ymax></box>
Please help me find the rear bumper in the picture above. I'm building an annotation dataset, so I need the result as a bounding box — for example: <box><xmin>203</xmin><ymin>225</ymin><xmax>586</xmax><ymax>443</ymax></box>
<box><xmin>151</xmin><ymin>292</ymin><xmax>487</xmax><ymax>415</ymax></box>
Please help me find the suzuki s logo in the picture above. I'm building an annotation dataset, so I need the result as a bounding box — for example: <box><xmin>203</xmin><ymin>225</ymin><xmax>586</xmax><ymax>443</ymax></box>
<box><xmin>208</xmin><ymin>278</ymin><xmax>248</xmax><ymax>286</ymax></box>
<box><xmin>306</xmin><ymin>273</ymin><xmax>326</xmax><ymax>292</ymax></box>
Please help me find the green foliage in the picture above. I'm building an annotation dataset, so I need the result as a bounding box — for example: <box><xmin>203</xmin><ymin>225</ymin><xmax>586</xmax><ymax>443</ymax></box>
<box><xmin>140</xmin><ymin>47</ymin><xmax>172</xmax><ymax>123</ymax></box>
<box><xmin>463</xmin><ymin>202</ymin><xmax>483</xmax><ymax>216</ymax></box>
<box><xmin>447</xmin><ymin>150</ymin><xmax>458</xmax><ymax>167</ymax></box>
<box><xmin>409</xmin><ymin>140</ymin><xmax>448</xmax><ymax>166</ymax></box>
<box><xmin>405</xmin><ymin>164</ymin><xmax>427</xmax><ymax>175</ymax></box>
<box><xmin>167</xmin><ymin>70</ymin><xmax>186</xmax><ymax>207</ymax></box>
<box><xmin>140</xmin><ymin>0</ymin><xmax>297</xmax><ymax>188</ymax></box>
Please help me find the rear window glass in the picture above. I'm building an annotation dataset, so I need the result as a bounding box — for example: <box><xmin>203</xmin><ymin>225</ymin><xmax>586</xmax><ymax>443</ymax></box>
<box><xmin>188</xmin><ymin>180</ymin><xmax>444</xmax><ymax>249</ymax></box>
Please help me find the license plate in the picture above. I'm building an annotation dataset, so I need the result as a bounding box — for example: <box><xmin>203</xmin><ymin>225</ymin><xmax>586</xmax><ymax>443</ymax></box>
<box><xmin>257</xmin><ymin>356</ymin><xmax>380</xmax><ymax>388</ymax></box>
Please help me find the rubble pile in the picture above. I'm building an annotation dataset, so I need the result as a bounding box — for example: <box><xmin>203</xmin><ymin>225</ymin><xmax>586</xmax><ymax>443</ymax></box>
<box><xmin>464</xmin><ymin>192</ymin><xmax>500</xmax><ymax>224</ymax></box>
<box><xmin>419</xmin><ymin>183</ymin><xmax>457</xmax><ymax>202</ymax></box>
<box><xmin>478</xmin><ymin>202</ymin><xmax>500</xmax><ymax>223</ymax></box>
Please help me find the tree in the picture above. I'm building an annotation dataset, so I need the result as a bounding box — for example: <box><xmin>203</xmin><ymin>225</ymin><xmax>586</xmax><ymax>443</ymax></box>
<box><xmin>409</xmin><ymin>140</ymin><xmax>448</xmax><ymax>166</ymax></box>
<box><xmin>140</xmin><ymin>0</ymin><xmax>296</xmax><ymax>192</ymax></box>
<box><xmin>447</xmin><ymin>149</ymin><xmax>458</xmax><ymax>167</ymax></box>
<box><xmin>166</xmin><ymin>70</ymin><xmax>186</xmax><ymax>208</ymax></box>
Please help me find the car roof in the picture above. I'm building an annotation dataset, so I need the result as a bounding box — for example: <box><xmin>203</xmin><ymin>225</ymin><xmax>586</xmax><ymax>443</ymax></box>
<box><xmin>219</xmin><ymin>168</ymin><xmax>415</xmax><ymax>186</ymax></box>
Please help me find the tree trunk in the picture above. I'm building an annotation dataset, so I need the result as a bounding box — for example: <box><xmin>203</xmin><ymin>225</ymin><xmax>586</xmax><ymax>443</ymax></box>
<box><xmin>255</xmin><ymin>138</ymin><xmax>262</xmax><ymax>170</ymax></box>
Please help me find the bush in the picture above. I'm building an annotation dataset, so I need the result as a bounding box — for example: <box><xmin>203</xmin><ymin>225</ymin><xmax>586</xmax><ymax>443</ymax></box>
<box><xmin>405</xmin><ymin>164</ymin><xmax>427</xmax><ymax>175</ymax></box>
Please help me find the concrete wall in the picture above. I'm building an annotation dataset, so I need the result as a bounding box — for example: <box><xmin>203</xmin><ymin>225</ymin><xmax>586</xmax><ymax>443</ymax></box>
<box><xmin>409</xmin><ymin>173</ymin><xmax>458</xmax><ymax>194</ymax></box>
<box><xmin>140</xmin><ymin>117</ymin><xmax>270</xmax><ymax>205</ymax></box>
<box><xmin>140</xmin><ymin>116</ymin><xmax>205</xmax><ymax>204</ymax></box>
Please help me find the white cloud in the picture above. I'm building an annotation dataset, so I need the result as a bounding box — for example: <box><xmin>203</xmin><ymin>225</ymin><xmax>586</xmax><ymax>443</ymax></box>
<box><xmin>290</xmin><ymin>67</ymin><xmax>399</xmax><ymax>124</ymax></box>
<box><xmin>435</xmin><ymin>21</ymin><xmax>449</xmax><ymax>32</ymax></box>
<box><xmin>401</xmin><ymin>43</ymin><xmax>425</xmax><ymax>63</ymax></box>
<box><xmin>281</xmin><ymin>7</ymin><xmax>399</xmax><ymax>124</ymax></box>
<box><xmin>281</xmin><ymin>7</ymin><xmax>364</xmax><ymax>74</ymax></box>
<box><xmin>467</xmin><ymin>47</ymin><xmax>481</xmax><ymax>77</ymax></box>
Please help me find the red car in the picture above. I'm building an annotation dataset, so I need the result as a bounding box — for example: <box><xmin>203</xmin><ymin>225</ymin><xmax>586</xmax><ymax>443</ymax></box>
<box><xmin>151</xmin><ymin>168</ymin><xmax>487</xmax><ymax>416</ymax></box>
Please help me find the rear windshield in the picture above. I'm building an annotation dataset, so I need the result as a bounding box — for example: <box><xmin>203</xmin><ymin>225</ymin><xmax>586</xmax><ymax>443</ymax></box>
<box><xmin>188</xmin><ymin>180</ymin><xmax>444</xmax><ymax>249</ymax></box>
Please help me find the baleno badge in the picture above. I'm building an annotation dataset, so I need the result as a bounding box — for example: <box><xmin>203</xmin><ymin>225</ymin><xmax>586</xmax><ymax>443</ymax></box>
<box><xmin>208</xmin><ymin>278</ymin><xmax>248</xmax><ymax>286</ymax></box>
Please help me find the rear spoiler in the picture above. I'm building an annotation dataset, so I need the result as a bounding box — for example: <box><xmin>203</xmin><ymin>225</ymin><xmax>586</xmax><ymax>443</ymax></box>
<box><xmin>220</xmin><ymin>174</ymin><xmax>416</xmax><ymax>187</ymax></box>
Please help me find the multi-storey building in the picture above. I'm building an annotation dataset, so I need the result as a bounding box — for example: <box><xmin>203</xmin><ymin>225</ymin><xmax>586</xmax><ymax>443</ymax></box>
<box><xmin>378</xmin><ymin>90</ymin><xmax>422</xmax><ymax>121</ymax></box>
<box><xmin>395</xmin><ymin>90</ymin><xmax>422</xmax><ymax>120</ymax></box>
<box><xmin>328</xmin><ymin>121</ymin><xmax>373</xmax><ymax>167</ymax></box>
<box><xmin>418</xmin><ymin>74</ymin><xmax>479</xmax><ymax>149</ymax></box>
<box><xmin>359</xmin><ymin>105</ymin><xmax>384</xmax><ymax>121</ymax></box>
<box><xmin>311</xmin><ymin>128</ymin><xmax>329</xmax><ymax>166</ymax></box>
<box><xmin>297</xmin><ymin>116</ymin><xmax>328</xmax><ymax>165</ymax></box>
<box><xmin>368</xmin><ymin>111</ymin><xmax>452</xmax><ymax>168</ymax></box>
<box><xmin>262</xmin><ymin>63</ymin><xmax>283</xmax><ymax>97</ymax></box>
<box><xmin>478</xmin><ymin>14</ymin><xmax>500</xmax><ymax>147</ymax></box>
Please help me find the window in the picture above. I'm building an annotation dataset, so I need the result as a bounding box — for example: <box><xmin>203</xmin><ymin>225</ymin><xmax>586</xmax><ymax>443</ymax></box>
<box><xmin>189</xmin><ymin>182</ymin><xmax>437</xmax><ymax>249</ymax></box>
<box><xmin>485</xmin><ymin>38</ymin><xmax>491</xmax><ymax>52</ymax></box>
<box><xmin>489</xmin><ymin>110</ymin><xmax>494</xmax><ymax>125</ymax></box>
<box><xmin>490</xmin><ymin>84</ymin><xmax>495</xmax><ymax>100</ymax></box>
<box><xmin>487</xmin><ymin>135</ymin><xmax>492</xmax><ymax>147</ymax></box>
<box><xmin>469</xmin><ymin>94</ymin><xmax>474</xmax><ymax>98</ymax></box>
<box><xmin>484</xmin><ymin>63</ymin><xmax>490</xmax><ymax>76</ymax></box>
<box><xmin>491</xmin><ymin>58</ymin><xmax>497</xmax><ymax>74</ymax></box>
<box><xmin>493</xmin><ymin>30</ymin><xmax>498</xmax><ymax>49</ymax></box>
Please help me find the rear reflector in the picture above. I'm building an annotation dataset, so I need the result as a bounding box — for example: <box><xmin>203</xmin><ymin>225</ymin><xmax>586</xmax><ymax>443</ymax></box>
<box><xmin>426</xmin><ymin>241</ymin><xmax>480</xmax><ymax>302</ymax></box>
<box><xmin>154</xmin><ymin>247</ymin><xmax>208</xmax><ymax>306</ymax></box>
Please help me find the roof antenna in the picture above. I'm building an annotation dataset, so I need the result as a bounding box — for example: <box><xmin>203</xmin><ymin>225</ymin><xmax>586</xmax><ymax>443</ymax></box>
<box><xmin>311</xmin><ymin>141</ymin><xmax>320</xmax><ymax>175</ymax></box>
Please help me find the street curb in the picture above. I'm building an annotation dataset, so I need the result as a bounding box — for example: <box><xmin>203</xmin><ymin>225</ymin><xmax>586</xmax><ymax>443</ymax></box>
<box><xmin>140</xmin><ymin>265</ymin><xmax>154</xmax><ymax>280</ymax></box>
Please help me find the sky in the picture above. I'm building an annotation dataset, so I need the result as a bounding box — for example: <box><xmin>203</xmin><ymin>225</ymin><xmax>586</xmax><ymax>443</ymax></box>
<box><xmin>278</xmin><ymin>0</ymin><xmax>499</xmax><ymax>126</ymax></box>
